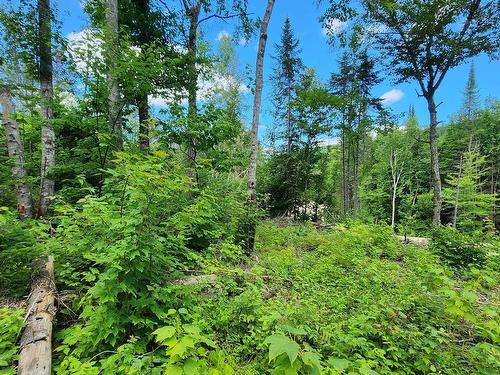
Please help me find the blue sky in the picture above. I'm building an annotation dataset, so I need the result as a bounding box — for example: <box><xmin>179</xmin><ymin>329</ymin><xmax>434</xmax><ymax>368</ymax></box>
<box><xmin>56</xmin><ymin>0</ymin><xmax>499</xmax><ymax>139</ymax></box>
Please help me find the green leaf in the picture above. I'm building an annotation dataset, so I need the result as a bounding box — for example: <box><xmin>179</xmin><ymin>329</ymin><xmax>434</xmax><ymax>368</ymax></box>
<box><xmin>264</xmin><ymin>334</ymin><xmax>300</xmax><ymax>364</ymax></box>
<box><xmin>152</xmin><ymin>326</ymin><xmax>176</xmax><ymax>343</ymax></box>
<box><xmin>327</xmin><ymin>358</ymin><xmax>349</xmax><ymax>370</ymax></box>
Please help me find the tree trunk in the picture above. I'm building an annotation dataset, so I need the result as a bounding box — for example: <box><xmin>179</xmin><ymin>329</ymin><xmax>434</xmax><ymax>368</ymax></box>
<box><xmin>246</xmin><ymin>0</ymin><xmax>275</xmax><ymax>252</ymax></box>
<box><xmin>137</xmin><ymin>94</ymin><xmax>150</xmax><ymax>151</ymax></box>
<box><xmin>186</xmin><ymin>2</ymin><xmax>201</xmax><ymax>165</ymax></box>
<box><xmin>105</xmin><ymin>0</ymin><xmax>123</xmax><ymax>151</ymax></box>
<box><xmin>427</xmin><ymin>95</ymin><xmax>442</xmax><ymax>225</ymax></box>
<box><xmin>1</xmin><ymin>89</ymin><xmax>33</xmax><ymax>219</ymax></box>
<box><xmin>17</xmin><ymin>256</ymin><xmax>56</xmax><ymax>375</ymax></box>
<box><xmin>37</xmin><ymin>0</ymin><xmax>55</xmax><ymax>217</ymax></box>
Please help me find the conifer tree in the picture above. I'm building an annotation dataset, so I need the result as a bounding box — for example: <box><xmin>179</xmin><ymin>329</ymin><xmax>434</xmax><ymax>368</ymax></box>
<box><xmin>270</xmin><ymin>17</ymin><xmax>304</xmax><ymax>151</ymax></box>
<box><xmin>323</xmin><ymin>0</ymin><xmax>500</xmax><ymax>225</ymax></box>
<box><xmin>462</xmin><ymin>62</ymin><xmax>480</xmax><ymax>148</ymax></box>
<box><xmin>444</xmin><ymin>147</ymin><xmax>496</xmax><ymax>231</ymax></box>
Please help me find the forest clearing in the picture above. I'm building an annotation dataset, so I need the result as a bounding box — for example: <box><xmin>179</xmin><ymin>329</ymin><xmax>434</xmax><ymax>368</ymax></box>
<box><xmin>0</xmin><ymin>0</ymin><xmax>499</xmax><ymax>374</ymax></box>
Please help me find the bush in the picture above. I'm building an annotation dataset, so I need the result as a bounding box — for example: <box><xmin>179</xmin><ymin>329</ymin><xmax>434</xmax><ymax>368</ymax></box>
<box><xmin>0</xmin><ymin>308</ymin><xmax>25</xmax><ymax>374</ymax></box>
<box><xmin>0</xmin><ymin>208</ymin><xmax>42</xmax><ymax>297</ymax></box>
<box><xmin>431</xmin><ymin>226</ymin><xmax>487</xmax><ymax>269</ymax></box>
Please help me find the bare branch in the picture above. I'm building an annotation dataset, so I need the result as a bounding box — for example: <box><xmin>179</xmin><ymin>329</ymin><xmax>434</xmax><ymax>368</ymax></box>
<box><xmin>197</xmin><ymin>12</ymin><xmax>252</xmax><ymax>27</ymax></box>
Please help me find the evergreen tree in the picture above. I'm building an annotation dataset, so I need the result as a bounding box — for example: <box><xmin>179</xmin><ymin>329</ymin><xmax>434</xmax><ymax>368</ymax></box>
<box><xmin>462</xmin><ymin>62</ymin><xmax>480</xmax><ymax>122</ymax></box>
<box><xmin>444</xmin><ymin>148</ymin><xmax>496</xmax><ymax>232</ymax></box>
<box><xmin>266</xmin><ymin>17</ymin><xmax>304</xmax><ymax>217</ymax></box>
<box><xmin>330</xmin><ymin>50</ymin><xmax>381</xmax><ymax>217</ymax></box>
<box><xmin>270</xmin><ymin>17</ymin><xmax>304</xmax><ymax>151</ymax></box>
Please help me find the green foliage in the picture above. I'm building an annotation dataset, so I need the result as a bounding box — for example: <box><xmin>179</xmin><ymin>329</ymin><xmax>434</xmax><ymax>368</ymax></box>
<box><xmin>51</xmin><ymin>150</ymin><xmax>246</xmax><ymax>370</ymax></box>
<box><xmin>0</xmin><ymin>308</ymin><xmax>25</xmax><ymax>374</ymax></box>
<box><xmin>264</xmin><ymin>333</ymin><xmax>322</xmax><ymax>375</ymax></box>
<box><xmin>0</xmin><ymin>208</ymin><xmax>43</xmax><ymax>297</ymax></box>
<box><xmin>431</xmin><ymin>226</ymin><xmax>488</xmax><ymax>269</ymax></box>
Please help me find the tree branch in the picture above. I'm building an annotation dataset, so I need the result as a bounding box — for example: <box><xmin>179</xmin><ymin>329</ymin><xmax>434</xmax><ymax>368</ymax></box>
<box><xmin>197</xmin><ymin>12</ymin><xmax>252</xmax><ymax>27</ymax></box>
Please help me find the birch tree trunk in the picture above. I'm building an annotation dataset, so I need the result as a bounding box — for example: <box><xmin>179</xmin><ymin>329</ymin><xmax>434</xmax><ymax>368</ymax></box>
<box><xmin>246</xmin><ymin>0</ymin><xmax>275</xmax><ymax>251</ymax></box>
<box><xmin>105</xmin><ymin>0</ymin><xmax>123</xmax><ymax>151</ymax></box>
<box><xmin>38</xmin><ymin>0</ymin><xmax>55</xmax><ymax>217</ymax></box>
<box><xmin>0</xmin><ymin>88</ymin><xmax>33</xmax><ymax>219</ymax></box>
<box><xmin>390</xmin><ymin>149</ymin><xmax>402</xmax><ymax>228</ymax></box>
<box><xmin>427</xmin><ymin>94</ymin><xmax>442</xmax><ymax>225</ymax></box>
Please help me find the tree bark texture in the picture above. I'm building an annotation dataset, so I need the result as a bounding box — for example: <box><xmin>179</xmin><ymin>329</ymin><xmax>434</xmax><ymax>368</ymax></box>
<box><xmin>38</xmin><ymin>0</ymin><xmax>55</xmax><ymax>217</ymax></box>
<box><xmin>245</xmin><ymin>0</ymin><xmax>275</xmax><ymax>252</ymax></box>
<box><xmin>105</xmin><ymin>0</ymin><xmax>124</xmax><ymax>150</ymax></box>
<box><xmin>427</xmin><ymin>95</ymin><xmax>442</xmax><ymax>225</ymax></box>
<box><xmin>247</xmin><ymin>0</ymin><xmax>275</xmax><ymax>205</ymax></box>
<box><xmin>0</xmin><ymin>89</ymin><xmax>33</xmax><ymax>219</ymax></box>
<box><xmin>17</xmin><ymin>256</ymin><xmax>56</xmax><ymax>375</ymax></box>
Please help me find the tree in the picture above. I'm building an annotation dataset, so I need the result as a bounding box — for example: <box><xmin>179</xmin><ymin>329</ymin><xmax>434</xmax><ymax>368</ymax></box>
<box><xmin>444</xmin><ymin>147</ymin><xmax>496</xmax><ymax>231</ymax></box>
<box><xmin>104</xmin><ymin>0</ymin><xmax>124</xmax><ymax>151</ymax></box>
<box><xmin>324</xmin><ymin>0</ymin><xmax>500</xmax><ymax>225</ymax></box>
<box><xmin>0</xmin><ymin>88</ymin><xmax>33</xmax><ymax>219</ymax></box>
<box><xmin>266</xmin><ymin>17</ymin><xmax>304</xmax><ymax>217</ymax></box>
<box><xmin>178</xmin><ymin>0</ymin><xmax>252</xmax><ymax>166</ymax></box>
<box><xmin>246</xmin><ymin>0</ymin><xmax>275</xmax><ymax>252</ymax></box>
<box><xmin>462</xmin><ymin>62</ymin><xmax>479</xmax><ymax>148</ymax></box>
<box><xmin>270</xmin><ymin>17</ymin><xmax>303</xmax><ymax>152</ymax></box>
<box><xmin>38</xmin><ymin>0</ymin><xmax>55</xmax><ymax>217</ymax></box>
<box><xmin>330</xmin><ymin>50</ymin><xmax>381</xmax><ymax>217</ymax></box>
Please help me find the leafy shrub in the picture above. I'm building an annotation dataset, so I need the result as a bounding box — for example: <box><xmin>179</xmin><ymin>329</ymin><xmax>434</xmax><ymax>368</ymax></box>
<box><xmin>431</xmin><ymin>226</ymin><xmax>487</xmax><ymax>269</ymax></box>
<box><xmin>52</xmin><ymin>151</ymin><xmax>246</xmax><ymax>370</ymax></box>
<box><xmin>0</xmin><ymin>208</ymin><xmax>42</xmax><ymax>297</ymax></box>
<box><xmin>0</xmin><ymin>308</ymin><xmax>25</xmax><ymax>374</ymax></box>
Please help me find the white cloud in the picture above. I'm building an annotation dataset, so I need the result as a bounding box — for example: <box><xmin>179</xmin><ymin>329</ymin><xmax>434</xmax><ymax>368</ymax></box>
<box><xmin>322</xmin><ymin>18</ymin><xmax>346</xmax><ymax>37</ymax></box>
<box><xmin>216</xmin><ymin>30</ymin><xmax>230</xmax><ymax>42</ymax></box>
<box><xmin>148</xmin><ymin>72</ymin><xmax>249</xmax><ymax>108</ymax></box>
<box><xmin>66</xmin><ymin>29</ymin><xmax>104</xmax><ymax>74</ymax></box>
<box><xmin>238</xmin><ymin>37</ymin><xmax>248</xmax><ymax>46</ymax></box>
<box><xmin>59</xmin><ymin>91</ymin><xmax>79</xmax><ymax>108</ymax></box>
<box><xmin>380</xmin><ymin>89</ymin><xmax>404</xmax><ymax>105</ymax></box>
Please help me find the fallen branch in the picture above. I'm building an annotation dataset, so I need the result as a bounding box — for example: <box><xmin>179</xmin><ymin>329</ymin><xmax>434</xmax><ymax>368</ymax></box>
<box><xmin>17</xmin><ymin>256</ymin><xmax>56</xmax><ymax>375</ymax></box>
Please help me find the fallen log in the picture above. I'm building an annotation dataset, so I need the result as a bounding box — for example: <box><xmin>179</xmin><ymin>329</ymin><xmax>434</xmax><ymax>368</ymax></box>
<box><xmin>397</xmin><ymin>236</ymin><xmax>430</xmax><ymax>247</ymax></box>
<box><xmin>17</xmin><ymin>256</ymin><xmax>56</xmax><ymax>375</ymax></box>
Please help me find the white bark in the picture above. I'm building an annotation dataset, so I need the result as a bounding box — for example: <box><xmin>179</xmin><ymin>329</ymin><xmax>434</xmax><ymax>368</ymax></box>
<box><xmin>390</xmin><ymin>148</ymin><xmax>402</xmax><ymax>228</ymax></box>
<box><xmin>105</xmin><ymin>0</ymin><xmax>123</xmax><ymax>150</ymax></box>
<box><xmin>247</xmin><ymin>0</ymin><xmax>275</xmax><ymax>204</ymax></box>
<box><xmin>38</xmin><ymin>0</ymin><xmax>55</xmax><ymax>217</ymax></box>
<box><xmin>0</xmin><ymin>89</ymin><xmax>33</xmax><ymax>219</ymax></box>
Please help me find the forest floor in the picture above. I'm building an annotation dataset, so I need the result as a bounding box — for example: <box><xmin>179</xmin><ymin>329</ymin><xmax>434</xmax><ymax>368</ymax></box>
<box><xmin>152</xmin><ymin>221</ymin><xmax>499</xmax><ymax>374</ymax></box>
<box><xmin>3</xmin><ymin>221</ymin><xmax>499</xmax><ymax>374</ymax></box>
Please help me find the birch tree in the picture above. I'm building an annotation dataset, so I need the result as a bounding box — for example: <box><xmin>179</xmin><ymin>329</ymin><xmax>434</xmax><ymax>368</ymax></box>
<box><xmin>104</xmin><ymin>0</ymin><xmax>123</xmax><ymax>150</ymax></box>
<box><xmin>178</xmin><ymin>0</ymin><xmax>252</xmax><ymax>166</ymax></box>
<box><xmin>38</xmin><ymin>0</ymin><xmax>55</xmax><ymax>217</ymax></box>
<box><xmin>0</xmin><ymin>88</ymin><xmax>33</xmax><ymax>219</ymax></box>
<box><xmin>246</xmin><ymin>0</ymin><xmax>275</xmax><ymax>252</ymax></box>
<box><xmin>389</xmin><ymin>147</ymin><xmax>403</xmax><ymax>228</ymax></box>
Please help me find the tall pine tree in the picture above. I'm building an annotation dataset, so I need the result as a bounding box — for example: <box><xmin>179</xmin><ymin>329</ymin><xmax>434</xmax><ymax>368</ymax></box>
<box><xmin>270</xmin><ymin>17</ymin><xmax>304</xmax><ymax>152</ymax></box>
